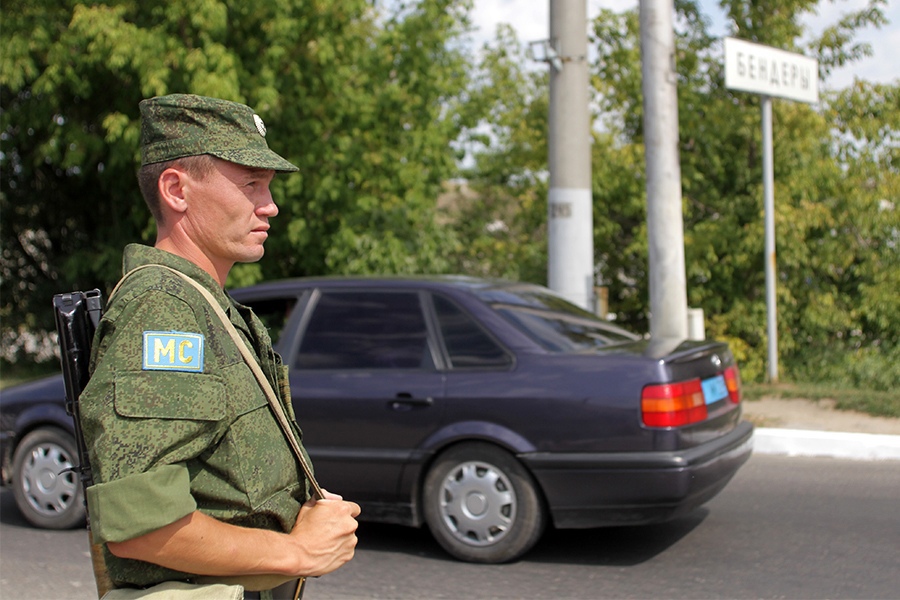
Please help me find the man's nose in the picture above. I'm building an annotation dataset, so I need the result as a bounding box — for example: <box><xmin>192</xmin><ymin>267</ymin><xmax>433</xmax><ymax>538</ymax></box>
<box><xmin>258</xmin><ymin>194</ymin><xmax>279</xmax><ymax>217</ymax></box>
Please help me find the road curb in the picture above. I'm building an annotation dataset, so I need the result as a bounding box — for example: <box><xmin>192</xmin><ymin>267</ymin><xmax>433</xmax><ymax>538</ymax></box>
<box><xmin>753</xmin><ymin>428</ymin><xmax>900</xmax><ymax>461</ymax></box>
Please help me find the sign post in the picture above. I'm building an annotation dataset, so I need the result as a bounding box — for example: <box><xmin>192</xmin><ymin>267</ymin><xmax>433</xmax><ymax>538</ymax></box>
<box><xmin>723</xmin><ymin>38</ymin><xmax>818</xmax><ymax>383</ymax></box>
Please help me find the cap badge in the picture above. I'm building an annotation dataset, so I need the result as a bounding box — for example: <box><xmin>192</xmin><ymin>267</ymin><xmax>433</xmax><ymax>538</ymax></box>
<box><xmin>253</xmin><ymin>114</ymin><xmax>267</xmax><ymax>137</ymax></box>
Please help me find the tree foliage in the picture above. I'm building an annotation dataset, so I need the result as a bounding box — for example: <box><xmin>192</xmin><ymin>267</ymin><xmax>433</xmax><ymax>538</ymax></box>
<box><xmin>443</xmin><ymin>24</ymin><xmax>550</xmax><ymax>284</ymax></box>
<box><xmin>1</xmin><ymin>0</ymin><xmax>474</xmax><ymax>355</ymax></box>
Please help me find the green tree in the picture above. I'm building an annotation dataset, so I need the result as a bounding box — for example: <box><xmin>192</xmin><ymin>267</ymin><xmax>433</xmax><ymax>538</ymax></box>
<box><xmin>445</xmin><ymin>24</ymin><xmax>550</xmax><ymax>284</ymax></box>
<box><xmin>455</xmin><ymin>0</ymin><xmax>896</xmax><ymax>386</ymax></box>
<box><xmin>1</xmin><ymin>0</ymin><xmax>475</xmax><ymax>361</ymax></box>
<box><xmin>779</xmin><ymin>80</ymin><xmax>899</xmax><ymax>390</ymax></box>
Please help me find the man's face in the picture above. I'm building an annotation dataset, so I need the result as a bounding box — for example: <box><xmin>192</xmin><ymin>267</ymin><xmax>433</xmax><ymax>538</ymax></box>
<box><xmin>182</xmin><ymin>158</ymin><xmax>278</xmax><ymax>269</ymax></box>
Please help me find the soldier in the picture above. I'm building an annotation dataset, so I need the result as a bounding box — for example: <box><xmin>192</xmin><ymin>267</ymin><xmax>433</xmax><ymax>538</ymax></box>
<box><xmin>79</xmin><ymin>94</ymin><xmax>359</xmax><ymax>600</ymax></box>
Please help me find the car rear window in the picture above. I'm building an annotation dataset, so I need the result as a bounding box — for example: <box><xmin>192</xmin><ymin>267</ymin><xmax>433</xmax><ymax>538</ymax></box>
<box><xmin>432</xmin><ymin>294</ymin><xmax>512</xmax><ymax>369</ymax></box>
<box><xmin>478</xmin><ymin>287</ymin><xmax>638</xmax><ymax>352</ymax></box>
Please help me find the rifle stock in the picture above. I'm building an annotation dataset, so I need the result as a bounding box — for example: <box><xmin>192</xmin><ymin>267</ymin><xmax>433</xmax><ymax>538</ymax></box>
<box><xmin>53</xmin><ymin>290</ymin><xmax>115</xmax><ymax>598</ymax></box>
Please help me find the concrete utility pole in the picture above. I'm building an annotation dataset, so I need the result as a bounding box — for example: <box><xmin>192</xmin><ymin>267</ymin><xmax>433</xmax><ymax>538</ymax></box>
<box><xmin>548</xmin><ymin>0</ymin><xmax>594</xmax><ymax>311</ymax></box>
<box><xmin>639</xmin><ymin>0</ymin><xmax>688</xmax><ymax>340</ymax></box>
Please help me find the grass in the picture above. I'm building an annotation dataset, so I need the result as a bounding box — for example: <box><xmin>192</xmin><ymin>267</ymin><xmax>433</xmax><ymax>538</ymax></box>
<box><xmin>744</xmin><ymin>382</ymin><xmax>900</xmax><ymax>419</ymax></box>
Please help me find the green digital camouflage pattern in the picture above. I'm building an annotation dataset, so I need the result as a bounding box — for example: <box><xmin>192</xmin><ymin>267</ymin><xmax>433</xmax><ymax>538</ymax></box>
<box><xmin>80</xmin><ymin>244</ymin><xmax>311</xmax><ymax>588</ymax></box>
<box><xmin>140</xmin><ymin>94</ymin><xmax>299</xmax><ymax>172</ymax></box>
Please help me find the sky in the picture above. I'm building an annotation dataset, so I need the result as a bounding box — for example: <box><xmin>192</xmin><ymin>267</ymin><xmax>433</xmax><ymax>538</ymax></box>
<box><xmin>468</xmin><ymin>0</ymin><xmax>898</xmax><ymax>91</ymax></box>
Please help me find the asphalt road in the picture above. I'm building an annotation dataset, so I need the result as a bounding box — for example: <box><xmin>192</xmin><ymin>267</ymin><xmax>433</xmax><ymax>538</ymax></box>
<box><xmin>1</xmin><ymin>454</ymin><xmax>898</xmax><ymax>600</ymax></box>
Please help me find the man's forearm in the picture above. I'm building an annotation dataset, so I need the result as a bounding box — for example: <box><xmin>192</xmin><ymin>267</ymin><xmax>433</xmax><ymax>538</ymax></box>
<box><xmin>107</xmin><ymin>494</ymin><xmax>359</xmax><ymax>581</ymax></box>
<box><xmin>107</xmin><ymin>510</ymin><xmax>301</xmax><ymax>578</ymax></box>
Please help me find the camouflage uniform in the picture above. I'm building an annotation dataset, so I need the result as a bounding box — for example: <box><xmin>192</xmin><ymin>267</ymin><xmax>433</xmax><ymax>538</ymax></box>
<box><xmin>79</xmin><ymin>94</ymin><xmax>307</xmax><ymax>589</ymax></box>
<box><xmin>81</xmin><ymin>244</ymin><xmax>310</xmax><ymax>587</ymax></box>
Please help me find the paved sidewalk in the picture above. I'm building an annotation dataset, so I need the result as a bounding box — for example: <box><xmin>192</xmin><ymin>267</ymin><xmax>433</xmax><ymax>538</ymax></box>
<box><xmin>742</xmin><ymin>397</ymin><xmax>900</xmax><ymax>461</ymax></box>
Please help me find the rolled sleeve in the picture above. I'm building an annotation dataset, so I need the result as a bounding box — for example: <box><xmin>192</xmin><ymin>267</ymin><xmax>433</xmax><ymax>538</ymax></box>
<box><xmin>87</xmin><ymin>463</ymin><xmax>197</xmax><ymax>544</ymax></box>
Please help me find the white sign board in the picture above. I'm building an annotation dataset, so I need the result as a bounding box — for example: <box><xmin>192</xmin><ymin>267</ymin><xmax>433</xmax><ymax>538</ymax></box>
<box><xmin>724</xmin><ymin>37</ymin><xmax>818</xmax><ymax>104</ymax></box>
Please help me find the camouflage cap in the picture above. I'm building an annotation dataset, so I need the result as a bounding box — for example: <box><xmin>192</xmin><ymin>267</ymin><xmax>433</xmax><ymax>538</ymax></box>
<box><xmin>139</xmin><ymin>94</ymin><xmax>299</xmax><ymax>172</ymax></box>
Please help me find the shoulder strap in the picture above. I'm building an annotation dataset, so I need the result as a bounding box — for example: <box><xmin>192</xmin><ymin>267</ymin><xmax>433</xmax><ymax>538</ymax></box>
<box><xmin>115</xmin><ymin>264</ymin><xmax>323</xmax><ymax>500</ymax></box>
<box><xmin>107</xmin><ymin>263</ymin><xmax>157</xmax><ymax>302</ymax></box>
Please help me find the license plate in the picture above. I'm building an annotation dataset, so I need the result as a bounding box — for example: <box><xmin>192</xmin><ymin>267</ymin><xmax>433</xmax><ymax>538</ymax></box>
<box><xmin>701</xmin><ymin>374</ymin><xmax>728</xmax><ymax>405</ymax></box>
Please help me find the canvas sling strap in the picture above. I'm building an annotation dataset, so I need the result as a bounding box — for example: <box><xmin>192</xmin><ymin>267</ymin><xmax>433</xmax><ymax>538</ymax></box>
<box><xmin>166</xmin><ymin>267</ymin><xmax>322</xmax><ymax>498</ymax></box>
<box><xmin>108</xmin><ymin>264</ymin><xmax>323</xmax><ymax>600</ymax></box>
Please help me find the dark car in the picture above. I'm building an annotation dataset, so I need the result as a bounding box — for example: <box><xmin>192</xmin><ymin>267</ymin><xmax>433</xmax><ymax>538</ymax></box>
<box><xmin>1</xmin><ymin>276</ymin><xmax>752</xmax><ymax>563</ymax></box>
<box><xmin>0</xmin><ymin>373</ymin><xmax>84</xmax><ymax>529</ymax></box>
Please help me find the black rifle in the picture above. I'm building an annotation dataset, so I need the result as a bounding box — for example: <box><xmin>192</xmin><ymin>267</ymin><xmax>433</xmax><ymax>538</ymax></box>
<box><xmin>53</xmin><ymin>289</ymin><xmax>114</xmax><ymax>597</ymax></box>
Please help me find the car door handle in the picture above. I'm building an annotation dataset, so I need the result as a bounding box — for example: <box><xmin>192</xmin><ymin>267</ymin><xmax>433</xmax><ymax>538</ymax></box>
<box><xmin>390</xmin><ymin>394</ymin><xmax>434</xmax><ymax>411</ymax></box>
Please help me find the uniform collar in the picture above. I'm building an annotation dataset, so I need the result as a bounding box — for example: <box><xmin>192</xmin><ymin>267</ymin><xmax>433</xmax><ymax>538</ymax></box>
<box><xmin>122</xmin><ymin>244</ymin><xmax>234</xmax><ymax>312</ymax></box>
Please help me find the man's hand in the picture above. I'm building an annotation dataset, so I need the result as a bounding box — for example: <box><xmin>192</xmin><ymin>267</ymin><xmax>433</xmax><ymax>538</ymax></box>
<box><xmin>287</xmin><ymin>490</ymin><xmax>361</xmax><ymax>577</ymax></box>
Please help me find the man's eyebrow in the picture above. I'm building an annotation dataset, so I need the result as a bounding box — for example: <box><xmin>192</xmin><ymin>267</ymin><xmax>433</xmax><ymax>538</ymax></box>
<box><xmin>239</xmin><ymin>168</ymin><xmax>276</xmax><ymax>180</ymax></box>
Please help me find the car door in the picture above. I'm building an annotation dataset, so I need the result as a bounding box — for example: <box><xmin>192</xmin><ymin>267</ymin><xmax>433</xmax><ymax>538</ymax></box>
<box><xmin>288</xmin><ymin>288</ymin><xmax>446</xmax><ymax>503</ymax></box>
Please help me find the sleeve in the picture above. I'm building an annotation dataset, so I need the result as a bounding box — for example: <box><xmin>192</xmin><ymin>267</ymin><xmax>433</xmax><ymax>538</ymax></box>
<box><xmin>80</xmin><ymin>288</ymin><xmax>228</xmax><ymax>542</ymax></box>
<box><xmin>87</xmin><ymin>465</ymin><xmax>197</xmax><ymax>544</ymax></box>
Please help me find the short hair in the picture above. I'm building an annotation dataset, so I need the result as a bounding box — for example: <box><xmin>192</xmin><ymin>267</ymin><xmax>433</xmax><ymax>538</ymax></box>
<box><xmin>137</xmin><ymin>154</ymin><xmax>215</xmax><ymax>224</ymax></box>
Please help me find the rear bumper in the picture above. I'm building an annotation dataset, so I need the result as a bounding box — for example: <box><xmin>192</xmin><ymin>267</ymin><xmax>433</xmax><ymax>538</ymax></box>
<box><xmin>520</xmin><ymin>420</ymin><xmax>754</xmax><ymax>528</ymax></box>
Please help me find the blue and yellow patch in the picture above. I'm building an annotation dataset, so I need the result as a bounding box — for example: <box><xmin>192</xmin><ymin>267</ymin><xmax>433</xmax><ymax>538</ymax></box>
<box><xmin>142</xmin><ymin>331</ymin><xmax>204</xmax><ymax>372</ymax></box>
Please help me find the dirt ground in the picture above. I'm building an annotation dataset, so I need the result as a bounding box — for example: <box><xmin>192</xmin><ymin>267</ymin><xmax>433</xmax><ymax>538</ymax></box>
<box><xmin>742</xmin><ymin>396</ymin><xmax>900</xmax><ymax>435</ymax></box>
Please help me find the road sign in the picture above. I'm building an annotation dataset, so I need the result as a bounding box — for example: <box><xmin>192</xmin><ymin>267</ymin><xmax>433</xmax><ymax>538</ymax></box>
<box><xmin>722</xmin><ymin>38</ymin><xmax>819</xmax><ymax>383</ymax></box>
<box><xmin>724</xmin><ymin>37</ymin><xmax>818</xmax><ymax>104</ymax></box>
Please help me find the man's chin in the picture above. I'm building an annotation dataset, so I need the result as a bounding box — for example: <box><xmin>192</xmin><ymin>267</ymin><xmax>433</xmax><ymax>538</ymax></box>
<box><xmin>237</xmin><ymin>247</ymin><xmax>266</xmax><ymax>264</ymax></box>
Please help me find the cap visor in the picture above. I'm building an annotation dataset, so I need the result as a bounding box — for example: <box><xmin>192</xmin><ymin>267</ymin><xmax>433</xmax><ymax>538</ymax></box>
<box><xmin>211</xmin><ymin>148</ymin><xmax>299</xmax><ymax>173</ymax></box>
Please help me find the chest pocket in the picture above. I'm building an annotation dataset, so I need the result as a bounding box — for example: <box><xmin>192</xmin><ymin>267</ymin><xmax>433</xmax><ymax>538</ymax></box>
<box><xmin>112</xmin><ymin>371</ymin><xmax>226</xmax><ymax>470</ymax></box>
<box><xmin>114</xmin><ymin>371</ymin><xmax>225</xmax><ymax>420</ymax></box>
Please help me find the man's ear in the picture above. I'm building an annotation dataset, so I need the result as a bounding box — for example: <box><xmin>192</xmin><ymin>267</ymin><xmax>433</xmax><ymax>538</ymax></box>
<box><xmin>158</xmin><ymin>168</ymin><xmax>189</xmax><ymax>214</ymax></box>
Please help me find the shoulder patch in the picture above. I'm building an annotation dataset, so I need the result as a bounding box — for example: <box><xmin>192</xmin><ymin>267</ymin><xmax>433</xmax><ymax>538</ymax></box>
<box><xmin>142</xmin><ymin>331</ymin><xmax>205</xmax><ymax>372</ymax></box>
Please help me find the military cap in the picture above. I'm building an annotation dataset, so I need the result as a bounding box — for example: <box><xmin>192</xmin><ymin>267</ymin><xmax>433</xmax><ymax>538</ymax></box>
<box><xmin>139</xmin><ymin>94</ymin><xmax>298</xmax><ymax>172</ymax></box>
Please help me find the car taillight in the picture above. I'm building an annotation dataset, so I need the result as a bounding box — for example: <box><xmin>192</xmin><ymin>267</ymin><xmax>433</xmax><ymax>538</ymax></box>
<box><xmin>641</xmin><ymin>379</ymin><xmax>707</xmax><ymax>427</ymax></box>
<box><xmin>724</xmin><ymin>365</ymin><xmax>742</xmax><ymax>404</ymax></box>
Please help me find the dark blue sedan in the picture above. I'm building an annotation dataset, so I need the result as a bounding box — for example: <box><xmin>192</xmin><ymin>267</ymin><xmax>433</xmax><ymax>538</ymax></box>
<box><xmin>1</xmin><ymin>276</ymin><xmax>752</xmax><ymax>563</ymax></box>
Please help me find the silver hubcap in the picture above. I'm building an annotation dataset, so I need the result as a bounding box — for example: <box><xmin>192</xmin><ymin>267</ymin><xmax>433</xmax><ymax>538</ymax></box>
<box><xmin>439</xmin><ymin>460</ymin><xmax>516</xmax><ymax>546</ymax></box>
<box><xmin>21</xmin><ymin>443</ymin><xmax>78</xmax><ymax>517</ymax></box>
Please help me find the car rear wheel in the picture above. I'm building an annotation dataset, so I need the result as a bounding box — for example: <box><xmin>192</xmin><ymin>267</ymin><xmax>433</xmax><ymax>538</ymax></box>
<box><xmin>11</xmin><ymin>427</ymin><xmax>85</xmax><ymax>529</ymax></box>
<box><xmin>423</xmin><ymin>442</ymin><xmax>546</xmax><ymax>563</ymax></box>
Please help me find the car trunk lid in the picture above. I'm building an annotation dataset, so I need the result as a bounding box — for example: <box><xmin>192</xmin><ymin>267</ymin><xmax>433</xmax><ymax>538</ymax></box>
<box><xmin>639</xmin><ymin>338</ymin><xmax>743</xmax><ymax>430</ymax></box>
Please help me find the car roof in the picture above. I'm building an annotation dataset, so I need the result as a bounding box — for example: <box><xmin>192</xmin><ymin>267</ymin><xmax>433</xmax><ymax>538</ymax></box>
<box><xmin>231</xmin><ymin>275</ymin><xmax>546</xmax><ymax>296</ymax></box>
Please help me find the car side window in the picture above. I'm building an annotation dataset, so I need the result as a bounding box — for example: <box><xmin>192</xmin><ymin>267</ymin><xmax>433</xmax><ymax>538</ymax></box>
<box><xmin>245</xmin><ymin>297</ymin><xmax>297</xmax><ymax>345</ymax></box>
<box><xmin>296</xmin><ymin>291</ymin><xmax>431</xmax><ymax>370</ymax></box>
<box><xmin>432</xmin><ymin>294</ymin><xmax>512</xmax><ymax>369</ymax></box>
